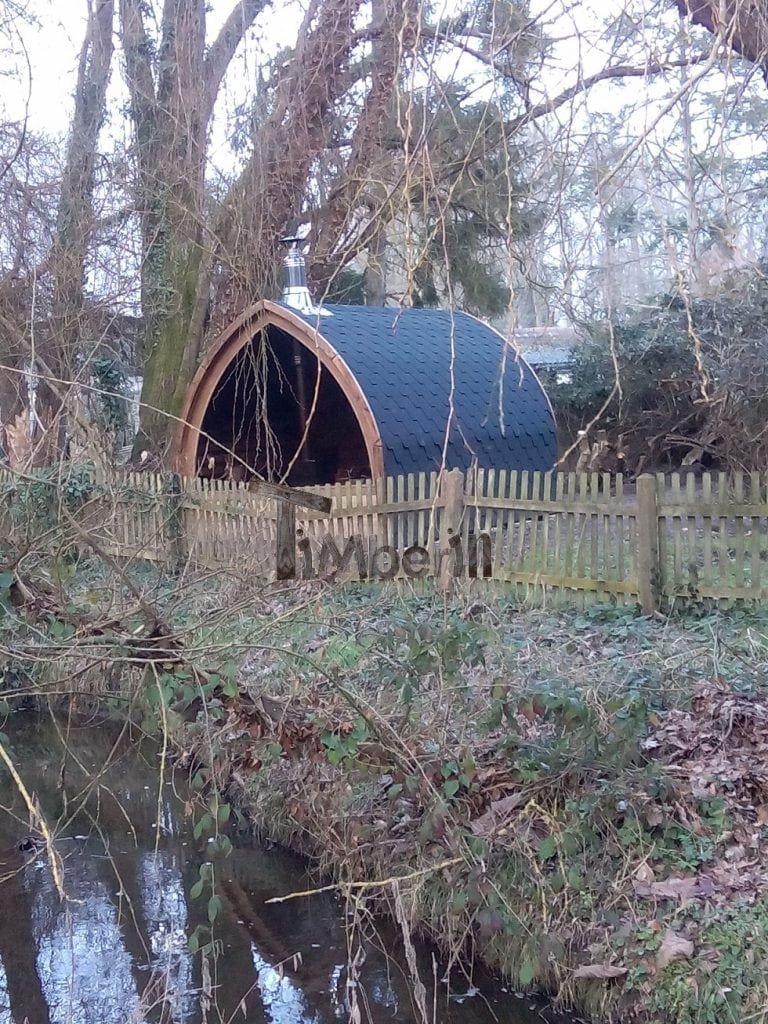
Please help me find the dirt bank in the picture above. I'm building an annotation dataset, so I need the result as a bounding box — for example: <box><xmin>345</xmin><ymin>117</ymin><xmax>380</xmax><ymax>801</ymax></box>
<box><xmin>6</xmin><ymin>552</ymin><xmax>768</xmax><ymax>1023</ymax></box>
<box><xmin>168</xmin><ymin>591</ymin><xmax>768</xmax><ymax>1024</ymax></box>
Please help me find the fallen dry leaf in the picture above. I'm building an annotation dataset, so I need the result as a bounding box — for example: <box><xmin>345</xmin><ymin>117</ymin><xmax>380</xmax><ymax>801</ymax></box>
<box><xmin>644</xmin><ymin>803</ymin><xmax>664</xmax><ymax>827</ymax></box>
<box><xmin>573</xmin><ymin>964</ymin><xmax>628</xmax><ymax>980</ymax></box>
<box><xmin>633</xmin><ymin>875</ymin><xmax>715</xmax><ymax>899</ymax></box>
<box><xmin>656</xmin><ymin>930</ymin><xmax>694</xmax><ymax>970</ymax></box>
<box><xmin>633</xmin><ymin>862</ymin><xmax>655</xmax><ymax>886</ymax></box>
<box><xmin>470</xmin><ymin>793</ymin><xmax>525</xmax><ymax>837</ymax></box>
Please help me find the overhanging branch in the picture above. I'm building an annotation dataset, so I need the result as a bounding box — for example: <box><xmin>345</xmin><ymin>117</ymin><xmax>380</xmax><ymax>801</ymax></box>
<box><xmin>505</xmin><ymin>55</ymin><xmax>709</xmax><ymax>136</ymax></box>
<box><xmin>203</xmin><ymin>0</ymin><xmax>272</xmax><ymax>126</ymax></box>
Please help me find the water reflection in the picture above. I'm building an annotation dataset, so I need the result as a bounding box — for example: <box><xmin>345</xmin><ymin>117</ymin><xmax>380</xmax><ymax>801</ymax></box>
<box><xmin>32</xmin><ymin>865</ymin><xmax>136</xmax><ymax>1024</ymax></box>
<box><xmin>137</xmin><ymin>853</ymin><xmax>195</xmax><ymax>1022</ymax></box>
<box><xmin>251</xmin><ymin>945</ymin><xmax>321</xmax><ymax>1024</ymax></box>
<box><xmin>0</xmin><ymin>720</ymin><xmax>561</xmax><ymax>1024</ymax></box>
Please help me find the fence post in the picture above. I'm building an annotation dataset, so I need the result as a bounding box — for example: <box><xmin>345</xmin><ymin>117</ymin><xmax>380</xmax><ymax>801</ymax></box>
<box><xmin>439</xmin><ymin>468</ymin><xmax>465</xmax><ymax>592</ymax></box>
<box><xmin>636</xmin><ymin>473</ymin><xmax>659</xmax><ymax>614</ymax></box>
<box><xmin>165</xmin><ymin>471</ymin><xmax>185</xmax><ymax>569</ymax></box>
<box><xmin>276</xmin><ymin>499</ymin><xmax>297</xmax><ymax>580</ymax></box>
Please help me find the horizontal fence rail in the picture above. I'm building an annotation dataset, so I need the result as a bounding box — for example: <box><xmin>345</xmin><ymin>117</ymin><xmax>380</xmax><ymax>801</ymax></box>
<box><xmin>4</xmin><ymin>464</ymin><xmax>768</xmax><ymax>607</ymax></box>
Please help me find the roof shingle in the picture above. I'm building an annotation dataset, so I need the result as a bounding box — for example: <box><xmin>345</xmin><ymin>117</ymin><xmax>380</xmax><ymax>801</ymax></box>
<box><xmin>281</xmin><ymin>303</ymin><xmax>557</xmax><ymax>476</ymax></box>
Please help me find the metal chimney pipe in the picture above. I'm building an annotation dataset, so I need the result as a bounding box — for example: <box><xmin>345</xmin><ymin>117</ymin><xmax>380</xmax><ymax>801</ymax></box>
<box><xmin>280</xmin><ymin>235</ymin><xmax>315</xmax><ymax>312</ymax></box>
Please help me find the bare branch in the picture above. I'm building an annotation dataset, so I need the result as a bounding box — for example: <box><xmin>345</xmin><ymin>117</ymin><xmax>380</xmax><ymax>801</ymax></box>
<box><xmin>506</xmin><ymin>56</ymin><xmax>709</xmax><ymax>136</ymax></box>
<box><xmin>203</xmin><ymin>0</ymin><xmax>272</xmax><ymax>126</ymax></box>
<box><xmin>312</xmin><ymin>0</ymin><xmax>419</xmax><ymax>286</ymax></box>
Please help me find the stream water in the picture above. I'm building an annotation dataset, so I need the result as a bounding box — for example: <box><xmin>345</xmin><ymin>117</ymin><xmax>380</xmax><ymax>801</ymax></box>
<box><xmin>0</xmin><ymin>718</ymin><xmax>563</xmax><ymax>1024</ymax></box>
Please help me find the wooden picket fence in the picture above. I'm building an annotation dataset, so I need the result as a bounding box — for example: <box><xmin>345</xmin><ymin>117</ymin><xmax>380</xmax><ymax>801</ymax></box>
<box><xmin>4</xmin><ymin>464</ymin><xmax>768</xmax><ymax>608</ymax></box>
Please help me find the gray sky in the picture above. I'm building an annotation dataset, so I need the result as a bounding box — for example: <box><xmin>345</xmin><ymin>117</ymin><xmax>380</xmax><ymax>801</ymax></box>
<box><xmin>3</xmin><ymin>0</ymin><xmax>306</xmax><ymax>172</ymax></box>
<box><xmin>4</xmin><ymin>0</ymin><xmax>626</xmax><ymax>141</ymax></box>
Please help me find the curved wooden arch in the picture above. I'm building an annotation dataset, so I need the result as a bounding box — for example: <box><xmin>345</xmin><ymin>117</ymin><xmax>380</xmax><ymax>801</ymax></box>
<box><xmin>173</xmin><ymin>300</ymin><xmax>386</xmax><ymax>480</ymax></box>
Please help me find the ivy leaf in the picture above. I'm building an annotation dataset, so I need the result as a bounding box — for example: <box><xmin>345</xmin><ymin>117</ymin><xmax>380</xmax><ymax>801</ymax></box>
<box><xmin>538</xmin><ymin>836</ymin><xmax>556</xmax><ymax>861</ymax></box>
<box><xmin>567</xmin><ymin>866</ymin><xmax>583</xmax><ymax>890</ymax></box>
<box><xmin>443</xmin><ymin>779</ymin><xmax>460</xmax><ymax>799</ymax></box>
<box><xmin>221</xmin><ymin>677</ymin><xmax>238</xmax><ymax>698</ymax></box>
<box><xmin>193</xmin><ymin>812</ymin><xmax>213</xmax><ymax>839</ymax></box>
<box><xmin>207</xmin><ymin>895</ymin><xmax>222</xmax><ymax>924</ymax></box>
<box><xmin>190</xmin><ymin>879</ymin><xmax>204</xmax><ymax>900</ymax></box>
<box><xmin>519</xmin><ymin>961</ymin><xmax>536</xmax><ymax>986</ymax></box>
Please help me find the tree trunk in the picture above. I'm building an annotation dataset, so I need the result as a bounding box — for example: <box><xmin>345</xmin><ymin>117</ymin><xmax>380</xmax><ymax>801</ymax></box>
<box><xmin>363</xmin><ymin>226</ymin><xmax>387</xmax><ymax>305</ymax></box>
<box><xmin>121</xmin><ymin>0</ymin><xmax>412</xmax><ymax>457</ymax></box>
<box><xmin>120</xmin><ymin>0</ymin><xmax>269</xmax><ymax>457</ymax></box>
<box><xmin>218</xmin><ymin>0</ymin><xmax>371</xmax><ymax>318</ymax></box>
<box><xmin>673</xmin><ymin>1</ymin><xmax>768</xmax><ymax>81</ymax></box>
<box><xmin>310</xmin><ymin>0</ymin><xmax>417</xmax><ymax>297</ymax></box>
<box><xmin>47</xmin><ymin>0</ymin><xmax>114</xmax><ymax>435</ymax></box>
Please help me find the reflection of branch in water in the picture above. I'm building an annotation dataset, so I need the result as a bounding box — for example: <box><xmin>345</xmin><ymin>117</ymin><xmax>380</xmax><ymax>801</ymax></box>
<box><xmin>179</xmin><ymin>869</ymin><xmax>260</xmax><ymax>1024</ymax></box>
<box><xmin>221</xmin><ymin>877</ymin><xmax>292</xmax><ymax>964</ymax></box>
<box><xmin>219</xmin><ymin>876</ymin><xmax>344</xmax><ymax>1021</ymax></box>
<box><xmin>0</xmin><ymin>849</ymin><xmax>52</xmax><ymax>1024</ymax></box>
<box><xmin>0</xmin><ymin>737</ymin><xmax>64</xmax><ymax>899</ymax></box>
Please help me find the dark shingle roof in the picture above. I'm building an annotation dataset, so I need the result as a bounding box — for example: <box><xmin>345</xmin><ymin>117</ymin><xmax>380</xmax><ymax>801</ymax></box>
<box><xmin>280</xmin><ymin>303</ymin><xmax>557</xmax><ymax>476</ymax></box>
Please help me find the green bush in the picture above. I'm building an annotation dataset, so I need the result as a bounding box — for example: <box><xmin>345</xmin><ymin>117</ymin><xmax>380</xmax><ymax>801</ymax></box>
<box><xmin>556</xmin><ymin>263</ymin><xmax>768</xmax><ymax>472</ymax></box>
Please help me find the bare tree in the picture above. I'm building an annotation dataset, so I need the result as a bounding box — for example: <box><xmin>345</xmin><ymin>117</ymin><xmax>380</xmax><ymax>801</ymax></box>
<box><xmin>47</xmin><ymin>0</ymin><xmax>115</xmax><ymax>423</ymax></box>
<box><xmin>118</xmin><ymin>0</ymin><xmax>272</xmax><ymax>453</ymax></box>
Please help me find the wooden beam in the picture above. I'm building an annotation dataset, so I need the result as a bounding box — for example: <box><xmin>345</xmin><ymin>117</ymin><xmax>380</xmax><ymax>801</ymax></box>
<box><xmin>248</xmin><ymin>479</ymin><xmax>331</xmax><ymax>514</ymax></box>
<box><xmin>276</xmin><ymin>501</ymin><xmax>297</xmax><ymax>580</ymax></box>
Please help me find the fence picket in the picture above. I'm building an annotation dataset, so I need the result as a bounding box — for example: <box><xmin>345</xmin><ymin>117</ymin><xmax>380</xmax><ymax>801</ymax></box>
<box><xmin>493</xmin><ymin>469</ymin><xmax>508</xmax><ymax>580</ymax></box>
<box><xmin>589</xmin><ymin>472</ymin><xmax>600</xmax><ymax>581</ymax></box>
<box><xmin>702</xmin><ymin>473</ymin><xmax>713</xmax><ymax>590</ymax></box>
<box><xmin>540</xmin><ymin>471</ymin><xmax>552</xmax><ymax>576</ymax></box>
<box><xmin>529</xmin><ymin>471</ymin><xmax>541</xmax><ymax>582</ymax></box>
<box><xmin>575</xmin><ymin>472</ymin><xmax>588</xmax><ymax>581</ymax></box>
<box><xmin>751</xmin><ymin>471</ymin><xmax>761</xmax><ymax>593</ymax></box>
<box><xmin>682</xmin><ymin>472</ymin><xmax>694</xmax><ymax>590</ymax></box>
<box><xmin>734</xmin><ymin>473</ymin><xmax>746</xmax><ymax>591</ymax></box>
<box><xmin>553</xmin><ymin>472</ymin><xmax>564</xmax><ymax>580</ymax></box>
<box><xmin>615</xmin><ymin>473</ymin><xmax>626</xmax><ymax>584</ymax></box>
<box><xmin>11</xmin><ymin>462</ymin><xmax>768</xmax><ymax>605</ymax></box>
<box><xmin>717</xmin><ymin>473</ymin><xmax>729</xmax><ymax>591</ymax></box>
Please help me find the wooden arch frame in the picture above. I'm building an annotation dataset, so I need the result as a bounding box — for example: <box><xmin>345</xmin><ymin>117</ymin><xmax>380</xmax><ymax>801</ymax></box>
<box><xmin>173</xmin><ymin>300</ymin><xmax>386</xmax><ymax>480</ymax></box>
